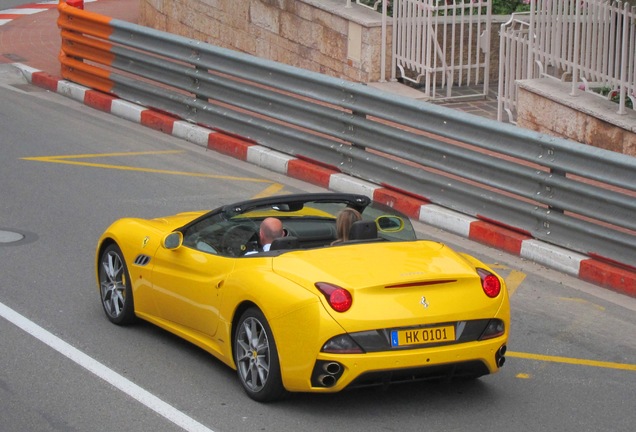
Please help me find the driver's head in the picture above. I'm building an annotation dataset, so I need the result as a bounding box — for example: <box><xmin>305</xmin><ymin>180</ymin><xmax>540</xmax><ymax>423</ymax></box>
<box><xmin>259</xmin><ymin>217</ymin><xmax>283</xmax><ymax>245</ymax></box>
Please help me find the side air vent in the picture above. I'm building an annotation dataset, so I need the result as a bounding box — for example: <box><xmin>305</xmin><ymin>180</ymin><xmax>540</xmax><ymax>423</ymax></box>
<box><xmin>134</xmin><ymin>254</ymin><xmax>151</xmax><ymax>266</ymax></box>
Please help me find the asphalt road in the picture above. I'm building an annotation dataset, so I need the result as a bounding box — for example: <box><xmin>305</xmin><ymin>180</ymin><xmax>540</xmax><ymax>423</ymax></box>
<box><xmin>1</xmin><ymin>0</ymin><xmax>33</xmax><ymax>9</ymax></box>
<box><xmin>1</xmin><ymin>64</ymin><xmax>635</xmax><ymax>432</ymax></box>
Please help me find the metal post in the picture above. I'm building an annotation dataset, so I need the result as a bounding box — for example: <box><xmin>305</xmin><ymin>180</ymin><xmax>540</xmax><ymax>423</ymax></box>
<box><xmin>617</xmin><ymin>3</ymin><xmax>628</xmax><ymax>115</ymax></box>
<box><xmin>570</xmin><ymin>0</ymin><xmax>581</xmax><ymax>96</ymax></box>
<box><xmin>66</xmin><ymin>0</ymin><xmax>84</xmax><ymax>9</ymax></box>
<box><xmin>380</xmin><ymin>0</ymin><xmax>387</xmax><ymax>82</ymax></box>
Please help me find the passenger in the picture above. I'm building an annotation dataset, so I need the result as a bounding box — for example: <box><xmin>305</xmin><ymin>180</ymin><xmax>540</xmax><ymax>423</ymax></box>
<box><xmin>257</xmin><ymin>217</ymin><xmax>284</xmax><ymax>252</ymax></box>
<box><xmin>332</xmin><ymin>208</ymin><xmax>362</xmax><ymax>245</ymax></box>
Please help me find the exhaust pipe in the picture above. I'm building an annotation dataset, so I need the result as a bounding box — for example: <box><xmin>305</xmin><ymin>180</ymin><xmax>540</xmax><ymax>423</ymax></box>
<box><xmin>496</xmin><ymin>344</ymin><xmax>507</xmax><ymax>368</ymax></box>
<box><xmin>323</xmin><ymin>362</ymin><xmax>342</xmax><ymax>375</ymax></box>
<box><xmin>319</xmin><ymin>374</ymin><xmax>337</xmax><ymax>387</ymax></box>
<box><xmin>319</xmin><ymin>362</ymin><xmax>342</xmax><ymax>387</ymax></box>
<box><xmin>311</xmin><ymin>361</ymin><xmax>344</xmax><ymax>388</ymax></box>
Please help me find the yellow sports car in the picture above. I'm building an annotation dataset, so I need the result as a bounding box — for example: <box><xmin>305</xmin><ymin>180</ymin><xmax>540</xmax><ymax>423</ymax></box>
<box><xmin>96</xmin><ymin>193</ymin><xmax>509</xmax><ymax>402</ymax></box>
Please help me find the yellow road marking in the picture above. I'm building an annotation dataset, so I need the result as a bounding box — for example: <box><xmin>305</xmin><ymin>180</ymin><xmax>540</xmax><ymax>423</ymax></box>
<box><xmin>251</xmin><ymin>183</ymin><xmax>286</xmax><ymax>199</ymax></box>
<box><xmin>489</xmin><ymin>265</ymin><xmax>632</xmax><ymax>374</ymax></box>
<box><xmin>505</xmin><ymin>270</ymin><xmax>526</xmax><ymax>297</ymax></box>
<box><xmin>22</xmin><ymin>152</ymin><xmax>275</xmax><ymax>183</ymax></box>
<box><xmin>558</xmin><ymin>297</ymin><xmax>606</xmax><ymax>311</ymax></box>
<box><xmin>508</xmin><ymin>351</ymin><xmax>636</xmax><ymax>372</ymax></box>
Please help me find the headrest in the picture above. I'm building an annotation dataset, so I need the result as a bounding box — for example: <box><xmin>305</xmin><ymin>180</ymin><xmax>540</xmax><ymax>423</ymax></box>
<box><xmin>348</xmin><ymin>220</ymin><xmax>377</xmax><ymax>241</ymax></box>
<box><xmin>269</xmin><ymin>236</ymin><xmax>300</xmax><ymax>251</ymax></box>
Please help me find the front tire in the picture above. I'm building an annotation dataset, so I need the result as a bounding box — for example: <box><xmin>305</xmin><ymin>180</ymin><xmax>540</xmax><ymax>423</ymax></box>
<box><xmin>98</xmin><ymin>243</ymin><xmax>136</xmax><ymax>325</ymax></box>
<box><xmin>234</xmin><ymin>308</ymin><xmax>286</xmax><ymax>402</ymax></box>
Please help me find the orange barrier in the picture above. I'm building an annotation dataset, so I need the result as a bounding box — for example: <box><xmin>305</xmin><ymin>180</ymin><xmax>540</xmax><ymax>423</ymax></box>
<box><xmin>57</xmin><ymin>0</ymin><xmax>115</xmax><ymax>92</ymax></box>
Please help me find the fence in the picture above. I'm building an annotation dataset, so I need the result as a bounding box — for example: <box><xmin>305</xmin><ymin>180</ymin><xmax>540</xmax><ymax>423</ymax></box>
<box><xmin>57</xmin><ymin>1</ymin><xmax>636</xmax><ymax>269</ymax></box>
<box><xmin>391</xmin><ymin>0</ymin><xmax>492</xmax><ymax>99</ymax></box>
<box><xmin>499</xmin><ymin>0</ymin><xmax>636</xmax><ymax>123</ymax></box>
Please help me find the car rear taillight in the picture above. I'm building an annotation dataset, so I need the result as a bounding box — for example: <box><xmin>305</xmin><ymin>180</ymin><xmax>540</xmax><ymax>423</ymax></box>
<box><xmin>477</xmin><ymin>268</ymin><xmax>501</xmax><ymax>298</ymax></box>
<box><xmin>315</xmin><ymin>282</ymin><xmax>352</xmax><ymax>312</ymax></box>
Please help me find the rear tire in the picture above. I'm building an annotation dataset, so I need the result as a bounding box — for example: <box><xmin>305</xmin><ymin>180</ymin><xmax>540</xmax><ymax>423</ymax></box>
<box><xmin>98</xmin><ymin>243</ymin><xmax>136</xmax><ymax>325</ymax></box>
<box><xmin>234</xmin><ymin>308</ymin><xmax>287</xmax><ymax>402</ymax></box>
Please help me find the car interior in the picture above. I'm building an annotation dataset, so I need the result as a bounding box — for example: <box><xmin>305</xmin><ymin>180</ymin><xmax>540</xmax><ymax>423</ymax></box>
<box><xmin>181</xmin><ymin>196</ymin><xmax>415</xmax><ymax>257</ymax></box>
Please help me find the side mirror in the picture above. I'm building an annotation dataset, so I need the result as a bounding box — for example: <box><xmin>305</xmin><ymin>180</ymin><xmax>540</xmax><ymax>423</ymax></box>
<box><xmin>376</xmin><ymin>215</ymin><xmax>404</xmax><ymax>233</ymax></box>
<box><xmin>163</xmin><ymin>232</ymin><xmax>183</xmax><ymax>250</ymax></box>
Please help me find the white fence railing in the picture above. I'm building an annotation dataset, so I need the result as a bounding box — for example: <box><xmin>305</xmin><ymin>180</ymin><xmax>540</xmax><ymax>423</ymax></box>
<box><xmin>390</xmin><ymin>0</ymin><xmax>492</xmax><ymax>100</ymax></box>
<box><xmin>499</xmin><ymin>0</ymin><xmax>636</xmax><ymax>123</ymax></box>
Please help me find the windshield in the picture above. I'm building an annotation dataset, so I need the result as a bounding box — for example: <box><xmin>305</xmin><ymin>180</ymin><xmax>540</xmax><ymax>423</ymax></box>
<box><xmin>181</xmin><ymin>196</ymin><xmax>417</xmax><ymax>257</ymax></box>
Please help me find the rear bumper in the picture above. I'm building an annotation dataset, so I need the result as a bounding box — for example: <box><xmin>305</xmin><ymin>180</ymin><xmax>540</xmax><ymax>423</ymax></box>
<box><xmin>347</xmin><ymin>360</ymin><xmax>490</xmax><ymax>389</ymax></box>
<box><xmin>289</xmin><ymin>336</ymin><xmax>507</xmax><ymax>393</ymax></box>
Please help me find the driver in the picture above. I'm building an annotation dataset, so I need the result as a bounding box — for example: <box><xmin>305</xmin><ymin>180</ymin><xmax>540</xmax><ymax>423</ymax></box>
<box><xmin>246</xmin><ymin>217</ymin><xmax>283</xmax><ymax>254</ymax></box>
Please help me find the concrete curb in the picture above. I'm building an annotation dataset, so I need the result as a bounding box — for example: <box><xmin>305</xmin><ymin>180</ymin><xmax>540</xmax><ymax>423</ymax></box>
<box><xmin>15</xmin><ymin>64</ymin><xmax>635</xmax><ymax>298</ymax></box>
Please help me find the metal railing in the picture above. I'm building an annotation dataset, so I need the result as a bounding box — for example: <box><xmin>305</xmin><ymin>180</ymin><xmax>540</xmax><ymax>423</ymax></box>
<box><xmin>347</xmin><ymin>0</ymin><xmax>383</xmax><ymax>10</ymax></box>
<box><xmin>57</xmin><ymin>1</ymin><xmax>636</xmax><ymax>268</ymax></box>
<box><xmin>497</xmin><ymin>13</ymin><xmax>531</xmax><ymax>123</ymax></box>
<box><xmin>390</xmin><ymin>0</ymin><xmax>492</xmax><ymax>100</ymax></box>
<box><xmin>499</xmin><ymin>0</ymin><xmax>636</xmax><ymax>122</ymax></box>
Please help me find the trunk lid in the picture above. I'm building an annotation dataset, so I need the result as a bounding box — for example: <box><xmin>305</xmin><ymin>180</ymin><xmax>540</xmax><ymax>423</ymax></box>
<box><xmin>272</xmin><ymin>241</ymin><xmax>503</xmax><ymax>332</ymax></box>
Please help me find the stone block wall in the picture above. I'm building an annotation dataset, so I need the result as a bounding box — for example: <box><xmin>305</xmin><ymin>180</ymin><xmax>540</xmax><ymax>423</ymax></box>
<box><xmin>139</xmin><ymin>0</ymin><xmax>391</xmax><ymax>83</ymax></box>
<box><xmin>516</xmin><ymin>80</ymin><xmax>636</xmax><ymax>156</ymax></box>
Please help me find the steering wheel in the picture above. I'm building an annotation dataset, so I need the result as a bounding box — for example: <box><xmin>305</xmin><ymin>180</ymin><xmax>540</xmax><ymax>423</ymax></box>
<box><xmin>222</xmin><ymin>224</ymin><xmax>258</xmax><ymax>256</ymax></box>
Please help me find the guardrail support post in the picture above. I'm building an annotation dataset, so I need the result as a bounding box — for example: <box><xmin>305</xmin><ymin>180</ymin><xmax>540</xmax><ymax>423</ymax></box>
<box><xmin>549</xmin><ymin>167</ymin><xmax>566</xmax><ymax>214</ymax></box>
<box><xmin>351</xmin><ymin>110</ymin><xmax>366</xmax><ymax>150</ymax></box>
<box><xmin>195</xmin><ymin>66</ymin><xmax>209</xmax><ymax>102</ymax></box>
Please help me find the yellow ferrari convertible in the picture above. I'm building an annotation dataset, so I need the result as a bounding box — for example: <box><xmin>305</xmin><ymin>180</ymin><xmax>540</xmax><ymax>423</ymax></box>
<box><xmin>96</xmin><ymin>193</ymin><xmax>509</xmax><ymax>402</ymax></box>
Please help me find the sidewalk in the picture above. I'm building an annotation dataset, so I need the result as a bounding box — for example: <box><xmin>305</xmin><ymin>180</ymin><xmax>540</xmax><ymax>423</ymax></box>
<box><xmin>370</xmin><ymin>80</ymin><xmax>500</xmax><ymax>120</ymax></box>
<box><xmin>0</xmin><ymin>0</ymin><xmax>499</xmax><ymax>120</ymax></box>
<box><xmin>0</xmin><ymin>0</ymin><xmax>138</xmax><ymax>73</ymax></box>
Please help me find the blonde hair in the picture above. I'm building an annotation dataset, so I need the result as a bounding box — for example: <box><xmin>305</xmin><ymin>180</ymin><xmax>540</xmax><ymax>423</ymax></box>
<box><xmin>335</xmin><ymin>208</ymin><xmax>362</xmax><ymax>242</ymax></box>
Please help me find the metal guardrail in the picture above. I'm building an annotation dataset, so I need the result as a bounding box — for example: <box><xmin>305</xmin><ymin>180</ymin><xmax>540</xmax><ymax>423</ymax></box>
<box><xmin>57</xmin><ymin>1</ymin><xmax>636</xmax><ymax>268</ymax></box>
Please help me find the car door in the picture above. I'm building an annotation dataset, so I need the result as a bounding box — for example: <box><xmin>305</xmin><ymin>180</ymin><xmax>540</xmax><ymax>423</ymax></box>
<box><xmin>149</xmin><ymin>243</ymin><xmax>235</xmax><ymax>338</ymax></box>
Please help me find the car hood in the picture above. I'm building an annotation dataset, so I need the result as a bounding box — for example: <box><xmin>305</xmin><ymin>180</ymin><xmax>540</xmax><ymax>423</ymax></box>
<box><xmin>272</xmin><ymin>241</ymin><xmax>504</xmax><ymax>331</ymax></box>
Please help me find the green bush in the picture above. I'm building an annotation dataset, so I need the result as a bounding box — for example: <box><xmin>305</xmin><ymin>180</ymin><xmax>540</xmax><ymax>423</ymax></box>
<box><xmin>598</xmin><ymin>86</ymin><xmax>635</xmax><ymax>109</ymax></box>
<box><xmin>359</xmin><ymin>0</ymin><xmax>531</xmax><ymax>16</ymax></box>
<box><xmin>491</xmin><ymin>0</ymin><xmax>531</xmax><ymax>14</ymax></box>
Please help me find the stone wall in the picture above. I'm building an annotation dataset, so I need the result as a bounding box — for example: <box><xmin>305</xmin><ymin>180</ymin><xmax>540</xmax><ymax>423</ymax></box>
<box><xmin>516</xmin><ymin>79</ymin><xmax>636</xmax><ymax>156</ymax></box>
<box><xmin>139</xmin><ymin>0</ymin><xmax>390</xmax><ymax>83</ymax></box>
<box><xmin>138</xmin><ymin>0</ymin><xmax>510</xmax><ymax>86</ymax></box>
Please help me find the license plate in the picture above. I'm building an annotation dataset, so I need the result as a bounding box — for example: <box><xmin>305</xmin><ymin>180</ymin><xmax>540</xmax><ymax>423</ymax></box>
<box><xmin>391</xmin><ymin>325</ymin><xmax>455</xmax><ymax>347</ymax></box>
